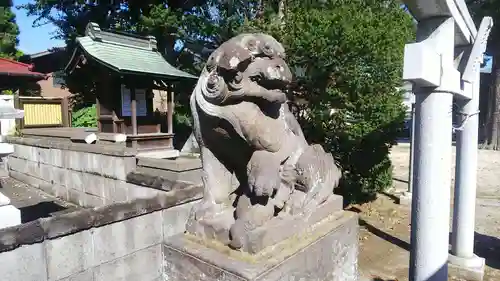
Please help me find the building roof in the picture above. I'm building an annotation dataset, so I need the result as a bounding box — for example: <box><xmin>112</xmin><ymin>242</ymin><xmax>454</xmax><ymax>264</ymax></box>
<box><xmin>0</xmin><ymin>58</ymin><xmax>47</xmax><ymax>80</ymax></box>
<box><xmin>29</xmin><ymin>47</ymin><xmax>66</xmax><ymax>59</ymax></box>
<box><xmin>66</xmin><ymin>22</ymin><xmax>196</xmax><ymax>80</ymax></box>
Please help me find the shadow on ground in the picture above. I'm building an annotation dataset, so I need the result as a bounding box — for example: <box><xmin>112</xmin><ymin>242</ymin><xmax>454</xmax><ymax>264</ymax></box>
<box><xmin>379</xmin><ymin>191</ymin><xmax>401</xmax><ymax>204</ymax></box>
<box><xmin>354</xmin><ymin>205</ymin><xmax>500</xmax><ymax>273</ymax></box>
<box><xmin>393</xmin><ymin>177</ymin><xmax>409</xmax><ymax>184</ymax></box>
<box><xmin>358</xmin><ymin>218</ymin><xmax>410</xmax><ymax>251</ymax></box>
<box><xmin>348</xmin><ymin>206</ymin><xmax>410</xmax><ymax>252</ymax></box>
<box><xmin>474</xmin><ymin>232</ymin><xmax>500</xmax><ymax>270</ymax></box>
<box><xmin>358</xmin><ymin>213</ymin><xmax>500</xmax><ymax>269</ymax></box>
<box><xmin>369</xmin><ymin>264</ymin><xmax>447</xmax><ymax>281</ymax></box>
<box><xmin>447</xmin><ymin>231</ymin><xmax>500</xmax><ymax>270</ymax></box>
<box><xmin>19</xmin><ymin>201</ymin><xmax>67</xmax><ymax>223</ymax></box>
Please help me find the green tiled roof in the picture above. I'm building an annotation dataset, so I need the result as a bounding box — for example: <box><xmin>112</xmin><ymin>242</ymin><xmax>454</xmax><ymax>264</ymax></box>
<box><xmin>72</xmin><ymin>22</ymin><xmax>196</xmax><ymax>80</ymax></box>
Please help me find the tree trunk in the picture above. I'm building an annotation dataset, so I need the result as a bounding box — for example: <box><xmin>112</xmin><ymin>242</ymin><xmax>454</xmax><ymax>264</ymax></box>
<box><xmin>256</xmin><ymin>0</ymin><xmax>265</xmax><ymax>19</ymax></box>
<box><xmin>481</xmin><ymin>55</ymin><xmax>500</xmax><ymax>150</ymax></box>
<box><xmin>492</xmin><ymin>71</ymin><xmax>500</xmax><ymax>149</ymax></box>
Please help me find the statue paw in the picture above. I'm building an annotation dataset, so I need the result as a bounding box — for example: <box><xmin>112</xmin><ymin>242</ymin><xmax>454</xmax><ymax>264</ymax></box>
<box><xmin>272</xmin><ymin>182</ymin><xmax>293</xmax><ymax>209</ymax></box>
<box><xmin>279</xmin><ymin>164</ymin><xmax>297</xmax><ymax>183</ymax></box>
<box><xmin>251</xmin><ymin>179</ymin><xmax>277</xmax><ymax>197</ymax></box>
<box><xmin>248</xmin><ymin>165</ymin><xmax>280</xmax><ymax>197</ymax></box>
<box><xmin>247</xmin><ymin>150</ymin><xmax>281</xmax><ymax>197</ymax></box>
<box><xmin>229</xmin><ymin>219</ymin><xmax>246</xmax><ymax>249</ymax></box>
<box><xmin>192</xmin><ymin>200</ymin><xmax>222</xmax><ymax>220</ymax></box>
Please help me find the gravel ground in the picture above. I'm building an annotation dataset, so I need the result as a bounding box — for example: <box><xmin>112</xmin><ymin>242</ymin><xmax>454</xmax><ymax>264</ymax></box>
<box><xmin>356</xmin><ymin>144</ymin><xmax>500</xmax><ymax>281</ymax></box>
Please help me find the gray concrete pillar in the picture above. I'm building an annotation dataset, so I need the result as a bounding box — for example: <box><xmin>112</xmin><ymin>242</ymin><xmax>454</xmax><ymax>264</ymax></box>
<box><xmin>449</xmin><ymin>68</ymin><xmax>485</xmax><ymax>280</ymax></box>
<box><xmin>452</xmin><ymin>76</ymin><xmax>479</xmax><ymax>258</ymax></box>
<box><xmin>449</xmin><ymin>16</ymin><xmax>493</xmax><ymax>281</ymax></box>
<box><xmin>409</xmin><ymin>16</ymin><xmax>455</xmax><ymax>281</ymax></box>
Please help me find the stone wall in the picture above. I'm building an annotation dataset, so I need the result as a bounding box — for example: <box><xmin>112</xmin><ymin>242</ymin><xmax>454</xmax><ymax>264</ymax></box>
<box><xmin>0</xmin><ymin>186</ymin><xmax>201</xmax><ymax>281</ymax></box>
<box><xmin>6</xmin><ymin>137</ymin><xmax>200</xmax><ymax>208</ymax></box>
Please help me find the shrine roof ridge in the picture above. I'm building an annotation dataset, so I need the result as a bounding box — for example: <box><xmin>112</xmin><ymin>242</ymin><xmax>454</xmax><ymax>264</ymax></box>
<box><xmin>66</xmin><ymin>22</ymin><xmax>197</xmax><ymax>80</ymax></box>
<box><xmin>84</xmin><ymin>22</ymin><xmax>159</xmax><ymax>51</ymax></box>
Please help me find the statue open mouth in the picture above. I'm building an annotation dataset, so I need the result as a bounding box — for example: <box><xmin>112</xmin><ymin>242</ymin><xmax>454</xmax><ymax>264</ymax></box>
<box><xmin>244</xmin><ymin>59</ymin><xmax>292</xmax><ymax>104</ymax></box>
<box><xmin>251</xmin><ymin>75</ymin><xmax>290</xmax><ymax>91</ymax></box>
<box><xmin>254</xmin><ymin>78</ymin><xmax>289</xmax><ymax>104</ymax></box>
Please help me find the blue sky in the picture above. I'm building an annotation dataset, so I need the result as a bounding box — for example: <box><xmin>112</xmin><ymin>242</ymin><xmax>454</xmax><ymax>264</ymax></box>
<box><xmin>13</xmin><ymin>0</ymin><xmax>64</xmax><ymax>55</ymax></box>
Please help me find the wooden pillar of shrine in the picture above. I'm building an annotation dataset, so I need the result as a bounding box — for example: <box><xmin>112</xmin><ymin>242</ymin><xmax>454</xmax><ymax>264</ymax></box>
<box><xmin>165</xmin><ymin>84</ymin><xmax>174</xmax><ymax>148</ymax></box>
<box><xmin>167</xmin><ymin>84</ymin><xmax>174</xmax><ymax>135</ymax></box>
<box><xmin>130</xmin><ymin>87</ymin><xmax>138</xmax><ymax>135</ymax></box>
<box><xmin>96</xmin><ymin>96</ymin><xmax>102</xmax><ymax>132</ymax></box>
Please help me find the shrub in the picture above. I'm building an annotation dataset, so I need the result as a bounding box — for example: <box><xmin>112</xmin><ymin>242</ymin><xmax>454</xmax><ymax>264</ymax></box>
<box><xmin>243</xmin><ymin>0</ymin><xmax>415</xmax><ymax>202</ymax></box>
<box><xmin>71</xmin><ymin>104</ymin><xmax>97</xmax><ymax>128</ymax></box>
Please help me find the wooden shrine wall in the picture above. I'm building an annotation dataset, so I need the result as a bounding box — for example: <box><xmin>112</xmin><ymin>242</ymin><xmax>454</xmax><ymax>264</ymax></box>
<box><xmin>96</xmin><ymin>75</ymin><xmax>160</xmax><ymax>135</ymax></box>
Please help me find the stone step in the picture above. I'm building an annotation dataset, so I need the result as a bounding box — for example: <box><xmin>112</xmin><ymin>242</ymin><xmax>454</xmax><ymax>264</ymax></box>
<box><xmin>126</xmin><ymin>156</ymin><xmax>203</xmax><ymax>189</ymax></box>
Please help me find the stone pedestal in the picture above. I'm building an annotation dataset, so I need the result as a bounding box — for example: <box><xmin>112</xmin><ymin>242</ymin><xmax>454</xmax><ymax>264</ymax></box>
<box><xmin>0</xmin><ymin>192</ymin><xmax>20</xmax><ymax>229</ymax></box>
<box><xmin>163</xmin><ymin>211</ymin><xmax>359</xmax><ymax>281</ymax></box>
<box><xmin>448</xmin><ymin>254</ymin><xmax>485</xmax><ymax>281</ymax></box>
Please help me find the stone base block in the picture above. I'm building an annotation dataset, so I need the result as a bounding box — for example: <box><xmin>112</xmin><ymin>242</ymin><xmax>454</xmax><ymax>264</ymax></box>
<box><xmin>163</xmin><ymin>211</ymin><xmax>359</xmax><ymax>281</ymax></box>
<box><xmin>137</xmin><ymin>149</ymin><xmax>180</xmax><ymax>159</ymax></box>
<box><xmin>0</xmin><ymin>205</ymin><xmax>21</xmax><ymax>229</ymax></box>
<box><xmin>397</xmin><ymin>191</ymin><xmax>412</xmax><ymax>206</ymax></box>
<box><xmin>448</xmin><ymin>254</ymin><xmax>485</xmax><ymax>281</ymax></box>
<box><xmin>187</xmin><ymin>195</ymin><xmax>344</xmax><ymax>254</ymax></box>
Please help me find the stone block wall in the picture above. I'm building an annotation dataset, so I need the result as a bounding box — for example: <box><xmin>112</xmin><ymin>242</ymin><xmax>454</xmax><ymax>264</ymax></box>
<box><xmin>6</xmin><ymin>137</ymin><xmax>172</xmax><ymax>207</ymax></box>
<box><xmin>0</xmin><ymin>187</ymin><xmax>201</xmax><ymax>281</ymax></box>
<box><xmin>135</xmin><ymin>156</ymin><xmax>203</xmax><ymax>185</ymax></box>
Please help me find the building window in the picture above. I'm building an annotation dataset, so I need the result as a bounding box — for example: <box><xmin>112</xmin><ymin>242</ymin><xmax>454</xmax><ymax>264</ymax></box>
<box><xmin>52</xmin><ymin>71</ymin><xmax>66</xmax><ymax>87</ymax></box>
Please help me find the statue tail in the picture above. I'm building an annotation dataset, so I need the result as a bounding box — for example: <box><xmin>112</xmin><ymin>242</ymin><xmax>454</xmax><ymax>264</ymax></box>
<box><xmin>295</xmin><ymin>144</ymin><xmax>341</xmax><ymax>209</ymax></box>
<box><xmin>181</xmin><ymin>133</ymin><xmax>200</xmax><ymax>154</ymax></box>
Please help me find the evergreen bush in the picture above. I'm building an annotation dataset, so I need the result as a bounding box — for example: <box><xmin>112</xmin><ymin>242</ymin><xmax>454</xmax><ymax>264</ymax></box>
<box><xmin>243</xmin><ymin>0</ymin><xmax>415</xmax><ymax>202</ymax></box>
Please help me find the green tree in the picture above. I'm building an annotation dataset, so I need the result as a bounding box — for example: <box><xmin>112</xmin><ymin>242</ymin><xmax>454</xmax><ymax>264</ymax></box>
<box><xmin>0</xmin><ymin>2</ymin><xmax>23</xmax><ymax>95</ymax></box>
<box><xmin>0</xmin><ymin>2</ymin><xmax>21</xmax><ymax>59</ymax></box>
<box><xmin>244</xmin><ymin>0</ymin><xmax>415</xmax><ymax>202</ymax></box>
<box><xmin>19</xmin><ymin>1</ymin><xmax>259</xmax><ymax>71</ymax></box>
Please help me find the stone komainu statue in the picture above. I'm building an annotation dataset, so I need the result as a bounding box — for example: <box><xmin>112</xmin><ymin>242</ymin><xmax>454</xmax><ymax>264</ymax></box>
<box><xmin>186</xmin><ymin>33</ymin><xmax>342</xmax><ymax>251</ymax></box>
